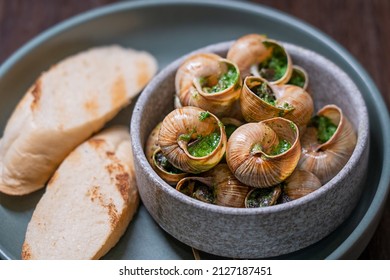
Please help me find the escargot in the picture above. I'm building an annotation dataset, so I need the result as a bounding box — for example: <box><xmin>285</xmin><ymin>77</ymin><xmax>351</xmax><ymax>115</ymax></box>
<box><xmin>287</xmin><ymin>65</ymin><xmax>309</xmax><ymax>91</ymax></box>
<box><xmin>240</xmin><ymin>76</ymin><xmax>313</xmax><ymax>132</ymax></box>
<box><xmin>226</xmin><ymin>117</ymin><xmax>301</xmax><ymax>188</ymax></box>
<box><xmin>158</xmin><ymin>106</ymin><xmax>227</xmax><ymax>174</ymax></box>
<box><xmin>227</xmin><ymin>34</ymin><xmax>293</xmax><ymax>84</ymax></box>
<box><xmin>176</xmin><ymin>164</ymin><xmax>252</xmax><ymax>208</ymax></box>
<box><xmin>298</xmin><ymin>104</ymin><xmax>357</xmax><ymax>184</ymax></box>
<box><xmin>146</xmin><ymin>122</ymin><xmax>188</xmax><ymax>185</ymax></box>
<box><xmin>175</xmin><ymin>53</ymin><xmax>242</xmax><ymax>118</ymax></box>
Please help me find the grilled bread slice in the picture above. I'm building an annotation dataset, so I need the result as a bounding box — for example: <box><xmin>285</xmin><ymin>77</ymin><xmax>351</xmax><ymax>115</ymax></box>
<box><xmin>22</xmin><ymin>126</ymin><xmax>139</xmax><ymax>260</ymax></box>
<box><xmin>0</xmin><ymin>45</ymin><xmax>157</xmax><ymax>195</ymax></box>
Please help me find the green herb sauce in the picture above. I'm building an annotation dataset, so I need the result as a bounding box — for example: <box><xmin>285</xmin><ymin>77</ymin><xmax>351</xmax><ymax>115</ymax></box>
<box><xmin>258</xmin><ymin>43</ymin><xmax>287</xmax><ymax>81</ymax></box>
<box><xmin>253</xmin><ymin>82</ymin><xmax>276</xmax><ymax>106</ymax></box>
<box><xmin>270</xmin><ymin>139</ymin><xmax>291</xmax><ymax>155</ymax></box>
<box><xmin>178</xmin><ymin>128</ymin><xmax>196</xmax><ymax>142</ymax></box>
<box><xmin>178</xmin><ymin>133</ymin><xmax>191</xmax><ymax>142</ymax></box>
<box><xmin>282</xmin><ymin>102</ymin><xmax>293</xmax><ymax>109</ymax></box>
<box><xmin>155</xmin><ymin>151</ymin><xmax>183</xmax><ymax>174</ymax></box>
<box><xmin>199</xmin><ymin>111</ymin><xmax>210</xmax><ymax>121</ymax></box>
<box><xmin>288</xmin><ymin>69</ymin><xmax>305</xmax><ymax>88</ymax></box>
<box><xmin>311</xmin><ymin>115</ymin><xmax>338</xmax><ymax>143</ymax></box>
<box><xmin>187</xmin><ymin>132</ymin><xmax>220</xmax><ymax>157</ymax></box>
<box><xmin>225</xmin><ymin>124</ymin><xmax>237</xmax><ymax>139</ymax></box>
<box><xmin>246</xmin><ymin>188</ymin><xmax>277</xmax><ymax>208</ymax></box>
<box><xmin>202</xmin><ymin>66</ymin><xmax>238</xmax><ymax>93</ymax></box>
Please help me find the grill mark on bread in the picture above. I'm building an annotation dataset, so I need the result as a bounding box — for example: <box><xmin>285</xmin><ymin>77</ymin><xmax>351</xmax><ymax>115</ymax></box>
<box><xmin>115</xmin><ymin>173</ymin><xmax>130</xmax><ymax>201</ymax></box>
<box><xmin>107</xmin><ymin>203</ymin><xmax>119</xmax><ymax>229</ymax></box>
<box><xmin>105</xmin><ymin>162</ymin><xmax>125</xmax><ymax>175</ymax></box>
<box><xmin>106</xmin><ymin>151</ymin><xmax>115</xmax><ymax>158</ymax></box>
<box><xmin>21</xmin><ymin>243</ymin><xmax>32</xmax><ymax>260</ymax></box>
<box><xmin>88</xmin><ymin>138</ymin><xmax>106</xmax><ymax>149</ymax></box>
<box><xmin>111</xmin><ymin>75</ymin><xmax>127</xmax><ymax>108</ymax></box>
<box><xmin>86</xmin><ymin>186</ymin><xmax>119</xmax><ymax>229</ymax></box>
<box><xmin>105</xmin><ymin>158</ymin><xmax>129</xmax><ymax>201</ymax></box>
<box><xmin>30</xmin><ymin>79</ymin><xmax>42</xmax><ymax>110</ymax></box>
<box><xmin>87</xmin><ymin>186</ymin><xmax>101</xmax><ymax>202</ymax></box>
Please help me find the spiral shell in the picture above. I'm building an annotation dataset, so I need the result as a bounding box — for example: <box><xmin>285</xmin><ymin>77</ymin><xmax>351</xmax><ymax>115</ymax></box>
<box><xmin>158</xmin><ymin>106</ymin><xmax>227</xmax><ymax>174</ymax></box>
<box><xmin>226</xmin><ymin>117</ymin><xmax>301</xmax><ymax>188</ymax></box>
<box><xmin>210</xmin><ymin>164</ymin><xmax>252</xmax><ymax>207</ymax></box>
<box><xmin>151</xmin><ymin>148</ymin><xmax>188</xmax><ymax>185</ymax></box>
<box><xmin>146</xmin><ymin>122</ymin><xmax>188</xmax><ymax>185</ymax></box>
<box><xmin>176</xmin><ymin>164</ymin><xmax>252</xmax><ymax>208</ymax></box>
<box><xmin>227</xmin><ymin>34</ymin><xmax>292</xmax><ymax>84</ymax></box>
<box><xmin>176</xmin><ymin>176</ymin><xmax>215</xmax><ymax>204</ymax></box>
<box><xmin>298</xmin><ymin>104</ymin><xmax>357</xmax><ymax>184</ymax></box>
<box><xmin>287</xmin><ymin>65</ymin><xmax>309</xmax><ymax>91</ymax></box>
<box><xmin>175</xmin><ymin>53</ymin><xmax>241</xmax><ymax>117</ymax></box>
<box><xmin>145</xmin><ymin>122</ymin><xmax>162</xmax><ymax>165</ymax></box>
<box><xmin>227</xmin><ymin>34</ymin><xmax>270</xmax><ymax>78</ymax></box>
<box><xmin>283</xmin><ymin>169</ymin><xmax>322</xmax><ymax>200</ymax></box>
<box><xmin>245</xmin><ymin>185</ymin><xmax>282</xmax><ymax>208</ymax></box>
<box><xmin>240</xmin><ymin>76</ymin><xmax>313</xmax><ymax>131</ymax></box>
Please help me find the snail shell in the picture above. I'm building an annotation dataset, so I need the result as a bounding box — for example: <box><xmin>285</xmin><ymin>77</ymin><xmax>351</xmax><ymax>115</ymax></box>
<box><xmin>240</xmin><ymin>76</ymin><xmax>313</xmax><ymax>132</ymax></box>
<box><xmin>210</xmin><ymin>164</ymin><xmax>252</xmax><ymax>208</ymax></box>
<box><xmin>245</xmin><ymin>185</ymin><xmax>282</xmax><ymax>208</ymax></box>
<box><xmin>227</xmin><ymin>34</ymin><xmax>292</xmax><ymax>84</ymax></box>
<box><xmin>158</xmin><ymin>106</ymin><xmax>227</xmax><ymax>174</ymax></box>
<box><xmin>227</xmin><ymin>34</ymin><xmax>270</xmax><ymax>78</ymax></box>
<box><xmin>226</xmin><ymin>117</ymin><xmax>301</xmax><ymax>188</ymax></box>
<box><xmin>175</xmin><ymin>53</ymin><xmax>241</xmax><ymax>117</ymax></box>
<box><xmin>151</xmin><ymin>148</ymin><xmax>188</xmax><ymax>185</ymax></box>
<box><xmin>176</xmin><ymin>164</ymin><xmax>252</xmax><ymax>208</ymax></box>
<box><xmin>145</xmin><ymin>122</ymin><xmax>162</xmax><ymax>165</ymax></box>
<box><xmin>298</xmin><ymin>104</ymin><xmax>357</xmax><ymax>184</ymax></box>
<box><xmin>176</xmin><ymin>176</ymin><xmax>215</xmax><ymax>204</ymax></box>
<box><xmin>287</xmin><ymin>65</ymin><xmax>309</xmax><ymax>91</ymax></box>
<box><xmin>146</xmin><ymin>122</ymin><xmax>188</xmax><ymax>185</ymax></box>
<box><xmin>283</xmin><ymin>169</ymin><xmax>322</xmax><ymax>200</ymax></box>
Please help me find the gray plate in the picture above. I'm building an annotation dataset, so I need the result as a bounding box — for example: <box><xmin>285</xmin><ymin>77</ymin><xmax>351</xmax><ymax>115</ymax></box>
<box><xmin>0</xmin><ymin>0</ymin><xmax>389</xmax><ymax>260</ymax></box>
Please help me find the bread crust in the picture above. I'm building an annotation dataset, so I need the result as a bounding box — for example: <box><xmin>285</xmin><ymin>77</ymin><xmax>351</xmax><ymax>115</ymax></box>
<box><xmin>0</xmin><ymin>46</ymin><xmax>157</xmax><ymax>195</ymax></box>
<box><xmin>22</xmin><ymin>126</ymin><xmax>139</xmax><ymax>260</ymax></box>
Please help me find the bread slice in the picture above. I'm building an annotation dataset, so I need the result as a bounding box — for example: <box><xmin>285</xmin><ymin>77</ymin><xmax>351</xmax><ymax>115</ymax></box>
<box><xmin>0</xmin><ymin>45</ymin><xmax>157</xmax><ymax>195</ymax></box>
<box><xmin>21</xmin><ymin>126</ymin><xmax>139</xmax><ymax>260</ymax></box>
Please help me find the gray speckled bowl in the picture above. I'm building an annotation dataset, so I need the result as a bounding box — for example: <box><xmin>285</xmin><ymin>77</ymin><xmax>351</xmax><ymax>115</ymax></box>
<box><xmin>131</xmin><ymin>41</ymin><xmax>369</xmax><ymax>259</ymax></box>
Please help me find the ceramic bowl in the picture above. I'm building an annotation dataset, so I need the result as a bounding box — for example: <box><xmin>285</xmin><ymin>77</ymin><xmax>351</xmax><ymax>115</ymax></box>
<box><xmin>130</xmin><ymin>41</ymin><xmax>369</xmax><ymax>259</ymax></box>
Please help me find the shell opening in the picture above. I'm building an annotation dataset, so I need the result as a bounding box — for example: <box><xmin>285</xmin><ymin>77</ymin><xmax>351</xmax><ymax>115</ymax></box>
<box><xmin>199</xmin><ymin>63</ymin><xmax>239</xmax><ymax>94</ymax></box>
<box><xmin>247</xmin><ymin>77</ymin><xmax>294</xmax><ymax>111</ymax></box>
<box><xmin>287</xmin><ymin>66</ymin><xmax>307</xmax><ymax>89</ymax></box>
<box><xmin>153</xmin><ymin>149</ymin><xmax>184</xmax><ymax>174</ymax></box>
<box><xmin>245</xmin><ymin>185</ymin><xmax>282</xmax><ymax>208</ymax></box>
<box><xmin>177</xmin><ymin>179</ymin><xmax>215</xmax><ymax>204</ymax></box>
<box><xmin>252</xmin><ymin>41</ymin><xmax>288</xmax><ymax>82</ymax></box>
<box><xmin>187</xmin><ymin>130</ymin><xmax>221</xmax><ymax>158</ymax></box>
<box><xmin>309</xmin><ymin>115</ymin><xmax>338</xmax><ymax>144</ymax></box>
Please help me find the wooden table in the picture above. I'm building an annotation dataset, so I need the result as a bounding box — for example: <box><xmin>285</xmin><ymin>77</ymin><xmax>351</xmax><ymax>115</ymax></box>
<box><xmin>0</xmin><ymin>0</ymin><xmax>389</xmax><ymax>259</ymax></box>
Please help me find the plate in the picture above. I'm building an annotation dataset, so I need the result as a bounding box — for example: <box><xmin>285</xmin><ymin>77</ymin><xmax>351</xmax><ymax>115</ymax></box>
<box><xmin>0</xmin><ymin>0</ymin><xmax>389</xmax><ymax>260</ymax></box>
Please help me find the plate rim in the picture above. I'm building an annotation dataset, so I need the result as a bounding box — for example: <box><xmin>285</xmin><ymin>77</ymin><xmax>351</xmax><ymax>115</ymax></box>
<box><xmin>0</xmin><ymin>0</ymin><xmax>389</xmax><ymax>260</ymax></box>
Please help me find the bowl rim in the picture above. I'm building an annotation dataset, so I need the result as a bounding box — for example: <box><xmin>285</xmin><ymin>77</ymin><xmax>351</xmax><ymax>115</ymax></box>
<box><xmin>131</xmin><ymin>40</ymin><xmax>370</xmax><ymax>216</ymax></box>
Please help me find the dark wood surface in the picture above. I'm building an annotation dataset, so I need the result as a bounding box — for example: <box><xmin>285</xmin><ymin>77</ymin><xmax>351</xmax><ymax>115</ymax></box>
<box><xmin>0</xmin><ymin>0</ymin><xmax>389</xmax><ymax>259</ymax></box>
